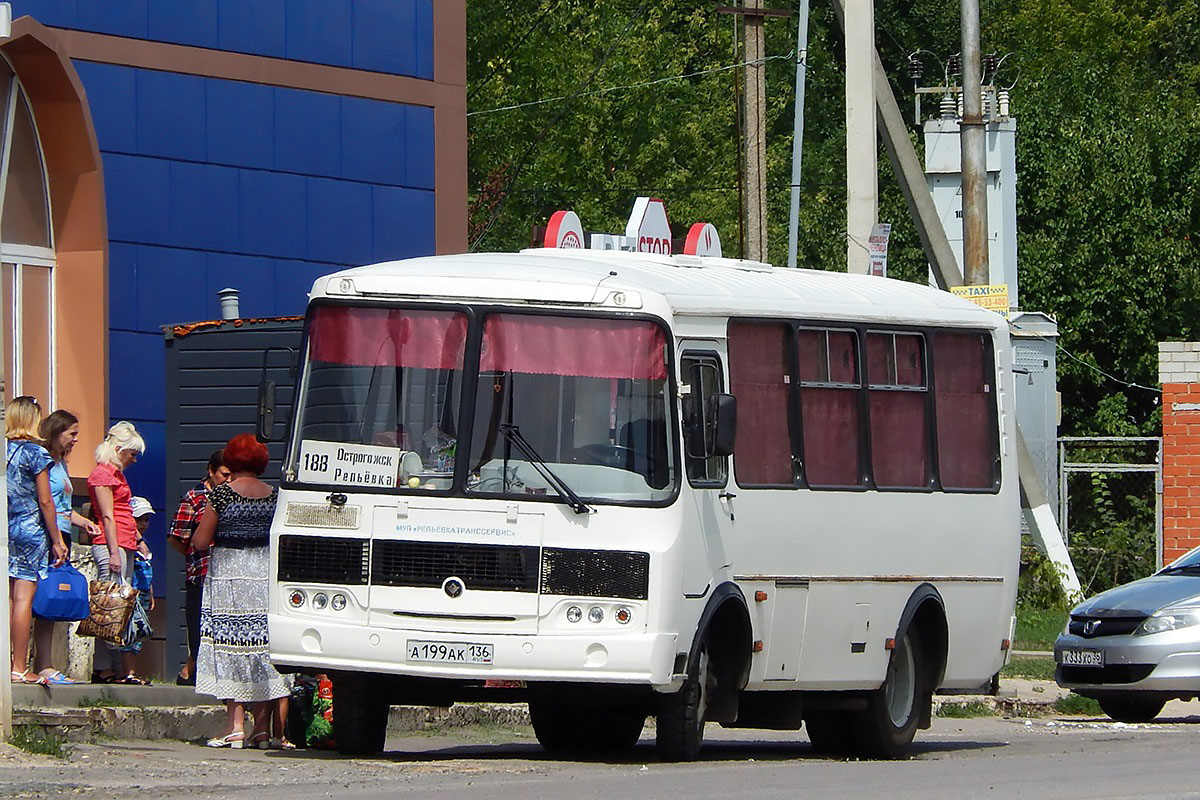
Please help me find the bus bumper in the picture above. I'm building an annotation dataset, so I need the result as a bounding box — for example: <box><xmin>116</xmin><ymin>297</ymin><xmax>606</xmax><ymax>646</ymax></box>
<box><xmin>269</xmin><ymin>615</ymin><xmax>680</xmax><ymax>686</ymax></box>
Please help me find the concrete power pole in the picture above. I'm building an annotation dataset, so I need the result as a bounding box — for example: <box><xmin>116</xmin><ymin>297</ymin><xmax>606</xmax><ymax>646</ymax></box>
<box><xmin>960</xmin><ymin>0</ymin><xmax>990</xmax><ymax>285</ymax></box>
<box><xmin>844</xmin><ymin>0</ymin><xmax>877</xmax><ymax>274</ymax></box>
<box><xmin>743</xmin><ymin>0</ymin><xmax>769</xmax><ymax>263</ymax></box>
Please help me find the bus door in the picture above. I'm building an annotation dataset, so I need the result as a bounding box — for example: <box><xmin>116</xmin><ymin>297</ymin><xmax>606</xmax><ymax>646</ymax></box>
<box><xmin>679</xmin><ymin>348</ymin><xmax>734</xmax><ymax>596</ymax></box>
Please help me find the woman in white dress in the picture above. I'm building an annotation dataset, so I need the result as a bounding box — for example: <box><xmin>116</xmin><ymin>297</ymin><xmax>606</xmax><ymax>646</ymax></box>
<box><xmin>193</xmin><ymin>433</ymin><xmax>291</xmax><ymax>749</ymax></box>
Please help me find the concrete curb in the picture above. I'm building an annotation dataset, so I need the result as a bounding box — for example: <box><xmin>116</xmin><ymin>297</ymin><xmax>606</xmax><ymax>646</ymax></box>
<box><xmin>14</xmin><ymin>703</ymin><xmax>533</xmax><ymax>744</ymax></box>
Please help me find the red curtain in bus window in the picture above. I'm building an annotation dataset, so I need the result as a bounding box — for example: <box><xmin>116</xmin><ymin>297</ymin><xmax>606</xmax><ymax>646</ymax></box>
<box><xmin>867</xmin><ymin>332</ymin><xmax>929</xmax><ymax>488</ymax></box>
<box><xmin>895</xmin><ymin>334</ymin><xmax>925</xmax><ymax>386</ymax></box>
<box><xmin>308</xmin><ymin>306</ymin><xmax>467</xmax><ymax>369</ymax></box>
<box><xmin>728</xmin><ymin>321</ymin><xmax>794</xmax><ymax>486</ymax></box>
<box><xmin>800</xmin><ymin>387</ymin><xmax>861</xmax><ymax>486</ymax></box>
<box><xmin>480</xmin><ymin>314</ymin><xmax>667</xmax><ymax>380</ymax></box>
<box><xmin>934</xmin><ymin>332</ymin><xmax>996</xmax><ymax>489</ymax></box>
<box><xmin>869</xmin><ymin>391</ymin><xmax>929</xmax><ymax>487</ymax></box>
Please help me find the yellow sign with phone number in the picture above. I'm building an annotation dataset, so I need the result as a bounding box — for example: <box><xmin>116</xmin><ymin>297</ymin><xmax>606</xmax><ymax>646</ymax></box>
<box><xmin>950</xmin><ymin>284</ymin><xmax>1010</xmax><ymax>318</ymax></box>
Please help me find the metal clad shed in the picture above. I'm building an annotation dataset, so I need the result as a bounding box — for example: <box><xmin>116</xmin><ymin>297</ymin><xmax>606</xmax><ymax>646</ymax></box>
<box><xmin>162</xmin><ymin>317</ymin><xmax>304</xmax><ymax>676</ymax></box>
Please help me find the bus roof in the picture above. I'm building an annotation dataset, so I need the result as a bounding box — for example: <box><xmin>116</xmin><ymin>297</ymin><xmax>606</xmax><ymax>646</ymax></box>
<box><xmin>314</xmin><ymin>250</ymin><xmax>1005</xmax><ymax>330</ymax></box>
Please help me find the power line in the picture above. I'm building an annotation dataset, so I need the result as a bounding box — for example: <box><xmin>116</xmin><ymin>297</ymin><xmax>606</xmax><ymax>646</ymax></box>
<box><xmin>468</xmin><ymin>0</ymin><xmax>570</xmax><ymax>104</ymax></box>
<box><xmin>469</xmin><ymin>51</ymin><xmax>797</xmax><ymax>117</ymax></box>
<box><xmin>1009</xmin><ymin>320</ymin><xmax>1161</xmax><ymax>394</ymax></box>
<box><xmin>469</xmin><ymin>3</ymin><xmax>653</xmax><ymax>252</ymax></box>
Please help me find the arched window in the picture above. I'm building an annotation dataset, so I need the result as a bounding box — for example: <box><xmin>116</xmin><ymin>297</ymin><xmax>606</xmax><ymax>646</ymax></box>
<box><xmin>0</xmin><ymin>55</ymin><xmax>54</xmax><ymax>406</ymax></box>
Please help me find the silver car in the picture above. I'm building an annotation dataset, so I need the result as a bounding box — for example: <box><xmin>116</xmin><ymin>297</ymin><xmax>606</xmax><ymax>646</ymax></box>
<box><xmin>1055</xmin><ymin>546</ymin><xmax>1200</xmax><ymax>722</ymax></box>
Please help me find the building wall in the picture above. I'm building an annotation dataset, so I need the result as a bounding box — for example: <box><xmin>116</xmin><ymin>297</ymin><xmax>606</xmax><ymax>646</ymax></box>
<box><xmin>1159</xmin><ymin>342</ymin><xmax>1200</xmax><ymax>564</ymax></box>
<box><xmin>7</xmin><ymin>2</ymin><xmax>466</xmax><ymax>581</ymax></box>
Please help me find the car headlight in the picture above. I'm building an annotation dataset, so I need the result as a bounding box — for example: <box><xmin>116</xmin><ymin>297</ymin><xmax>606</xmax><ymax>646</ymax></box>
<box><xmin>1137</xmin><ymin>607</ymin><xmax>1200</xmax><ymax>635</ymax></box>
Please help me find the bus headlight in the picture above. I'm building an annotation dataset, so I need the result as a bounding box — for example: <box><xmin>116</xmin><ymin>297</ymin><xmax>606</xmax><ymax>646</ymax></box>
<box><xmin>331</xmin><ymin>593</ymin><xmax>347</xmax><ymax>611</ymax></box>
<box><xmin>287</xmin><ymin>590</ymin><xmax>306</xmax><ymax>608</ymax></box>
<box><xmin>312</xmin><ymin>592</ymin><xmax>329</xmax><ymax>610</ymax></box>
<box><xmin>566</xmin><ymin>606</ymin><xmax>582</xmax><ymax>623</ymax></box>
<box><xmin>614</xmin><ymin>606</ymin><xmax>632</xmax><ymax>625</ymax></box>
<box><xmin>588</xmin><ymin>607</ymin><xmax>604</xmax><ymax>624</ymax></box>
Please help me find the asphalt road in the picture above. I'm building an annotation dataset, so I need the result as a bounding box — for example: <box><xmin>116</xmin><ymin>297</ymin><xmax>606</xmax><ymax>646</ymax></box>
<box><xmin>4</xmin><ymin>710</ymin><xmax>1200</xmax><ymax>799</ymax></box>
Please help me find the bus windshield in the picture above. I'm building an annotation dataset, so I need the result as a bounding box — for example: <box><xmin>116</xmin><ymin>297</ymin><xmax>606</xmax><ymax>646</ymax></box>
<box><xmin>290</xmin><ymin>304</ymin><xmax>675</xmax><ymax>505</ymax></box>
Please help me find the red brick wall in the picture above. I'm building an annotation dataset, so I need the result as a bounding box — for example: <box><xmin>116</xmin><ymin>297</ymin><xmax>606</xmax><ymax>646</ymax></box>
<box><xmin>1162</xmin><ymin>382</ymin><xmax>1200</xmax><ymax>564</ymax></box>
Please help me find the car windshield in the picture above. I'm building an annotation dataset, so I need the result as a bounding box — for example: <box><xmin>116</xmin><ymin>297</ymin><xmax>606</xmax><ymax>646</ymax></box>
<box><xmin>288</xmin><ymin>305</ymin><xmax>675</xmax><ymax>505</ymax></box>
<box><xmin>1159</xmin><ymin>548</ymin><xmax>1200</xmax><ymax>574</ymax></box>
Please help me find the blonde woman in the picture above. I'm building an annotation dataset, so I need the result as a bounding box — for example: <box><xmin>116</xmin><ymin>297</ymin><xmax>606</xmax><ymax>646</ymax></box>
<box><xmin>6</xmin><ymin>396</ymin><xmax>68</xmax><ymax>685</ymax></box>
<box><xmin>86</xmin><ymin>421</ymin><xmax>145</xmax><ymax>683</ymax></box>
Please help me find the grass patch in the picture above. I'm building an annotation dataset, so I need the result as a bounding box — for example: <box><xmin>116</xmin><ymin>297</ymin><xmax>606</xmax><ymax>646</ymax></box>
<box><xmin>1000</xmin><ymin>656</ymin><xmax>1057</xmax><ymax>681</ymax></box>
<box><xmin>1054</xmin><ymin>694</ymin><xmax>1103</xmax><ymax>716</ymax></box>
<box><xmin>1015</xmin><ymin>606</ymin><xmax>1068</xmax><ymax>651</ymax></box>
<box><xmin>10</xmin><ymin>724</ymin><xmax>69</xmax><ymax>758</ymax></box>
<box><xmin>77</xmin><ymin>692</ymin><xmax>133</xmax><ymax>708</ymax></box>
<box><xmin>936</xmin><ymin>700</ymin><xmax>995</xmax><ymax>718</ymax></box>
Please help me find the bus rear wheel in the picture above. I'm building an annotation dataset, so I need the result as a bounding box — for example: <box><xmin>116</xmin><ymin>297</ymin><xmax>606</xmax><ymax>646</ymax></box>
<box><xmin>655</xmin><ymin>645</ymin><xmax>713</xmax><ymax>762</ymax></box>
<box><xmin>529</xmin><ymin>698</ymin><xmax>646</xmax><ymax>756</ymax></box>
<box><xmin>852</xmin><ymin>629</ymin><xmax>925</xmax><ymax>759</ymax></box>
<box><xmin>332</xmin><ymin>672</ymin><xmax>389</xmax><ymax>755</ymax></box>
<box><xmin>804</xmin><ymin>710</ymin><xmax>856</xmax><ymax>757</ymax></box>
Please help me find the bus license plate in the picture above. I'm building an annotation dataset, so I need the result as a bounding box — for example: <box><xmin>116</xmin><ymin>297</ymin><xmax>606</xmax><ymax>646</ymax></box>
<box><xmin>407</xmin><ymin>640</ymin><xmax>493</xmax><ymax>665</ymax></box>
<box><xmin>1060</xmin><ymin>649</ymin><xmax>1103</xmax><ymax>667</ymax></box>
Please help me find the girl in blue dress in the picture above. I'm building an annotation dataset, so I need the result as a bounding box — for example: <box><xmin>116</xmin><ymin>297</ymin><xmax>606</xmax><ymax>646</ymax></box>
<box><xmin>6</xmin><ymin>396</ymin><xmax>69</xmax><ymax>685</ymax></box>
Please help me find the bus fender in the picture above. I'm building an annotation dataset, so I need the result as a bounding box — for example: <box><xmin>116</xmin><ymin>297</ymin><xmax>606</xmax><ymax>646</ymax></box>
<box><xmin>680</xmin><ymin>582</ymin><xmax>752</xmax><ymax>721</ymax></box>
<box><xmin>893</xmin><ymin>583</ymin><xmax>949</xmax><ymax>729</ymax></box>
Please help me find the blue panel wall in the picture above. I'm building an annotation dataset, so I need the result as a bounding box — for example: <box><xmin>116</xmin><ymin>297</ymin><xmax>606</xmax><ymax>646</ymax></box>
<box><xmin>11</xmin><ymin>0</ymin><xmax>434</xmax><ymax>79</ymax></box>
<box><xmin>69</xmin><ymin>55</ymin><xmax>438</xmax><ymax>580</ymax></box>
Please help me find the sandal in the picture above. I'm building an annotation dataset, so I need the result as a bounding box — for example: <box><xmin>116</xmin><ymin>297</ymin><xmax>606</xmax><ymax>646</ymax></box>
<box><xmin>39</xmin><ymin>670</ymin><xmax>82</xmax><ymax>685</ymax></box>
<box><xmin>115</xmin><ymin>673</ymin><xmax>150</xmax><ymax>685</ymax></box>
<box><xmin>91</xmin><ymin>672</ymin><xmax>119</xmax><ymax>684</ymax></box>
<box><xmin>248</xmin><ymin>731</ymin><xmax>271</xmax><ymax>749</ymax></box>
<box><xmin>206</xmin><ymin>731</ymin><xmax>244</xmax><ymax>749</ymax></box>
<box><xmin>11</xmin><ymin>670</ymin><xmax>48</xmax><ymax>685</ymax></box>
<box><xmin>273</xmin><ymin>737</ymin><xmax>297</xmax><ymax>751</ymax></box>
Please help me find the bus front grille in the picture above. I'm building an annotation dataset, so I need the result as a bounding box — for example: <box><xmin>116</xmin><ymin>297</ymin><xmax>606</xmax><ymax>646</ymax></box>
<box><xmin>541</xmin><ymin>548</ymin><xmax>650</xmax><ymax>600</ymax></box>
<box><xmin>278</xmin><ymin>535</ymin><xmax>369</xmax><ymax>585</ymax></box>
<box><xmin>371</xmin><ymin>540</ymin><xmax>540</xmax><ymax>592</ymax></box>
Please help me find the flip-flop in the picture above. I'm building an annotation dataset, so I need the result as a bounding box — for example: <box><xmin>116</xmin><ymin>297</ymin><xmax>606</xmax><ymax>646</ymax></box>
<box><xmin>40</xmin><ymin>670</ymin><xmax>82</xmax><ymax>685</ymax></box>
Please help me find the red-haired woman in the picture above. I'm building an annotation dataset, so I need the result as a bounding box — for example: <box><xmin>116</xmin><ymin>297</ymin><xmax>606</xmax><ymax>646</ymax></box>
<box><xmin>193</xmin><ymin>434</ymin><xmax>292</xmax><ymax>749</ymax></box>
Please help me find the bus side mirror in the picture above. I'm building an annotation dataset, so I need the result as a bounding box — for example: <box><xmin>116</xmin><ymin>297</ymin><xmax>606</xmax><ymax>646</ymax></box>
<box><xmin>707</xmin><ymin>393</ymin><xmax>737</xmax><ymax>457</ymax></box>
<box><xmin>257</xmin><ymin>379</ymin><xmax>279</xmax><ymax>443</ymax></box>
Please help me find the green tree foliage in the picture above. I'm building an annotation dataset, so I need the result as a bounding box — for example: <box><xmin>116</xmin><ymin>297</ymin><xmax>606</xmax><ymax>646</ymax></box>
<box><xmin>467</xmin><ymin>0</ymin><xmax>1200</xmax><ymax>436</ymax></box>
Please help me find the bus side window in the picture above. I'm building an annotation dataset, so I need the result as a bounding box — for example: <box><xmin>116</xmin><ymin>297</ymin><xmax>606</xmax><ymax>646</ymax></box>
<box><xmin>681</xmin><ymin>354</ymin><xmax>728</xmax><ymax>486</ymax></box>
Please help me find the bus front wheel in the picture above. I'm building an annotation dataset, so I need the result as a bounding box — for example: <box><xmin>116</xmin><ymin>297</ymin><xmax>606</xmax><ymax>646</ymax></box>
<box><xmin>655</xmin><ymin>644</ymin><xmax>713</xmax><ymax>762</ymax></box>
<box><xmin>332</xmin><ymin>672</ymin><xmax>389</xmax><ymax>755</ymax></box>
<box><xmin>852</xmin><ymin>629</ymin><xmax>925</xmax><ymax>759</ymax></box>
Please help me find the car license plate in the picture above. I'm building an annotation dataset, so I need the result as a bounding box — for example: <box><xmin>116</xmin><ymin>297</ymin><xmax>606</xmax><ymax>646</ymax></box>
<box><xmin>406</xmin><ymin>640</ymin><xmax>493</xmax><ymax>665</ymax></box>
<box><xmin>1060</xmin><ymin>648</ymin><xmax>1104</xmax><ymax>667</ymax></box>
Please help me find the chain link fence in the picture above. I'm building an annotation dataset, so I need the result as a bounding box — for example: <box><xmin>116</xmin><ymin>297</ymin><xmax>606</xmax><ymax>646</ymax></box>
<box><xmin>1058</xmin><ymin>437</ymin><xmax>1162</xmax><ymax>597</ymax></box>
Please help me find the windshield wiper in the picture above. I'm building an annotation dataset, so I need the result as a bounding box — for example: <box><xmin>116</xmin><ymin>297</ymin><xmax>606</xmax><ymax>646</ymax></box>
<box><xmin>1158</xmin><ymin>563</ymin><xmax>1200</xmax><ymax>575</ymax></box>
<box><xmin>499</xmin><ymin>424</ymin><xmax>593</xmax><ymax>515</ymax></box>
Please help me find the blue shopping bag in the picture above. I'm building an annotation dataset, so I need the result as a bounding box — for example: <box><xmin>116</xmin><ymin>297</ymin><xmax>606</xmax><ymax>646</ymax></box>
<box><xmin>32</xmin><ymin>562</ymin><xmax>91</xmax><ymax>621</ymax></box>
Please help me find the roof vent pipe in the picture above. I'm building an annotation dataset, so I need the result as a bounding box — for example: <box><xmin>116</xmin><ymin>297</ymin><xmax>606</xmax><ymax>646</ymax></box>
<box><xmin>218</xmin><ymin>287</ymin><xmax>241</xmax><ymax>320</ymax></box>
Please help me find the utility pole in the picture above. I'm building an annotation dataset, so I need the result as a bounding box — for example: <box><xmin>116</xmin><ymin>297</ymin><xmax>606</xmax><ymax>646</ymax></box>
<box><xmin>718</xmin><ymin>4</ymin><xmax>790</xmax><ymax>262</ymax></box>
<box><xmin>785</xmin><ymin>0</ymin><xmax>811</xmax><ymax>269</ymax></box>
<box><xmin>960</xmin><ymin>0</ymin><xmax>989</xmax><ymax>285</ymax></box>
<box><xmin>829</xmin><ymin>0</ymin><xmax>1081</xmax><ymax>602</ymax></box>
<box><xmin>743</xmin><ymin>0</ymin><xmax>768</xmax><ymax>262</ymax></box>
<box><xmin>844</xmin><ymin>0</ymin><xmax>877</xmax><ymax>274</ymax></box>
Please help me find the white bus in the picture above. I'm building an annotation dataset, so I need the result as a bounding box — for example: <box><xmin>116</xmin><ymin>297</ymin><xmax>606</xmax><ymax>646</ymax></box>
<box><xmin>266</xmin><ymin>248</ymin><xmax>1019</xmax><ymax>760</ymax></box>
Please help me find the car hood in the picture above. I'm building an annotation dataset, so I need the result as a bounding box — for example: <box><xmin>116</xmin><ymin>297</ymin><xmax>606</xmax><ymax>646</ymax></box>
<box><xmin>1074</xmin><ymin>575</ymin><xmax>1200</xmax><ymax>617</ymax></box>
